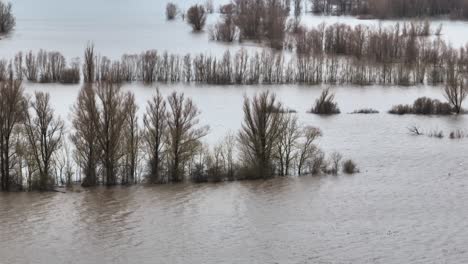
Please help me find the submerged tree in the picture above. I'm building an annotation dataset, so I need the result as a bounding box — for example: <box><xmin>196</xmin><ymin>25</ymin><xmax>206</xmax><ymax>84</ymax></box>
<box><xmin>238</xmin><ymin>91</ymin><xmax>284</xmax><ymax>179</ymax></box>
<box><xmin>0</xmin><ymin>80</ymin><xmax>25</xmax><ymax>191</ymax></box>
<box><xmin>23</xmin><ymin>92</ymin><xmax>64</xmax><ymax>191</ymax></box>
<box><xmin>166</xmin><ymin>92</ymin><xmax>209</xmax><ymax>182</ymax></box>
<box><xmin>0</xmin><ymin>1</ymin><xmax>15</xmax><ymax>34</ymax></box>
<box><xmin>444</xmin><ymin>76</ymin><xmax>467</xmax><ymax>114</ymax></box>
<box><xmin>94</xmin><ymin>82</ymin><xmax>129</xmax><ymax>185</ymax></box>
<box><xmin>71</xmin><ymin>85</ymin><xmax>99</xmax><ymax>187</ymax></box>
<box><xmin>122</xmin><ymin>93</ymin><xmax>140</xmax><ymax>184</ymax></box>
<box><xmin>143</xmin><ymin>89</ymin><xmax>167</xmax><ymax>183</ymax></box>
<box><xmin>277</xmin><ymin>114</ymin><xmax>300</xmax><ymax>176</ymax></box>
<box><xmin>83</xmin><ymin>43</ymin><xmax>95</xmax><ymax>83</ymax></box>
<box><xmin>187</xmin><ymin>4</ymin><xmax>207</xmax><ymax>31</ymax></box>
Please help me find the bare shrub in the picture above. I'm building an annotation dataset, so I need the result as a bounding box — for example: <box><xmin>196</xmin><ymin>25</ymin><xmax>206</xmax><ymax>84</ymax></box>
<box><xmin>428</xmin><ymin>130</ymin><xmax>444</xmax><ymax>138</ymax></box>
<box><xmin>310</xmin><ymin>88</ymin><xmax>340</xmax><ymax>114</ymax></box>
<box><xmin>389</xmin><ymin>97</ymin><xmax>453</xmax><ymax>115</ymax></box>
<box><xmin>297</xmin><ymin>126</ymin><xmax>322</xmax><ymax>175</ymax></box>
<box><xmin>444</xmin><ymin>76</ymin><xmax>467</xmax><ymax>114</ymax></box>
<box><xmin>342</xmin><ymin>159</ymin><xmax>358</xmax><ymax>174</ymax></box>
<box><xmin>210</xmin><ymin>5</ymin><xmax>238</xmax><ymax>42</ymax></box>
<box><xmin>0</xmin><ymin>1</ymin><xmax>15</xmax><ymax>34</ymax></box>
<box><xmin>449</xmin><ymin>129</ymin><xmax>466</xmax><ymax>139</ymax></box>
<box><xmin>166</xmin><ymin>3</ymin><xmax>178</xmax><ymax>20</ymax></box>
<box><xmin>187</xmin><ymin>5</ymin><xmax>207</xmax><ymax>31</ymax></box>
<box><xmin>351</xmin><ymin>108</ymin><xmax>379</xmax><ymax>114</ymax></box>
<box><xmin>408</xmin><ymin>125</ymin><xmax>424</xmax><ymax>136</ymax></box>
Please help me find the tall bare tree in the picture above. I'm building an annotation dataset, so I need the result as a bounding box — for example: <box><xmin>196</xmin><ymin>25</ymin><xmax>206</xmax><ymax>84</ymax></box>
<box><xmin>166</xmin><ymin>92</ymin><xmax>209</xmax><ymax>182</ymax></box>
<box><xmin>277</xmin><ymin>114</ymin><xmax>300</xmax><ymax>176</ymax></box>
<box><xmin>297</xmin><ymin>126</ymin><xmax>322</xmax><ymax>175</ymax></box>
<box><xmin>70</xmin><ymin>85</ymin><xmax>100</xmax><ymax>187</ymax></box>
<box><xmin>83</xmin><ymin>43</ymin><xmax>96</xmax><ymax>83</ymax></box>
<box><xmin>143</xmin><ymin>89</ymin><xmax>167</xmax><ymax>183</ymax></box>
<box><xmin>444</xmin><ymin>75</ymin><xmax>467</xmax><ymax>114</ymax></box>
<box><xmin>94</xmin><ymin>82</ymin><xmax>129</xmax><ymax>185</ymax></box>
<box><xmin>0</xmin><ymin>80</ymin><xmax>25</xmax><ymax>191</ymax></box>
<box><xmin>238</xmin><ymin>91</ymin><xmax>284</xmax><ymax>179</ymax></box>
<box><xmin>122</xmin><ymin>92</ymin><xmax>139</xmax><ymax>184</ymax></box>
<box><xmin>23</xmin><ymin>92</ymin><xmax>64</xmax><ymax>190</ymax></box>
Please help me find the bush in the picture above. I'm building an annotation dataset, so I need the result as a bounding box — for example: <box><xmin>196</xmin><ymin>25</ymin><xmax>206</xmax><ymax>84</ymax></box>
<box><xmin>310</xmin><ymin>88</ymin><xmax>340</xmax><ymax>114</ymax></box>
<box><xmin>351</xmin><ymin>108</ymin><xmax>379</xmax><ymax>114</ymax></box>
<box><xmin>389</xmin><ymin>97</ymin><xmax>454</xmax><ymax>115</ymax></box>
<box><xmin>449</xmin><ymin>129</ymin><xmax>466</xmax><ymax>139</ymax></box>
<box><xmin>342</xmin><ymin>159</ymin><xmax>359</xmax><ymax>174</ymax></box>
<box><xmin>428</xmin><ymin>130</ymin><xmax>444</xmax><ymax>138</ymax></box>
<box><xmin>0</xmin><ymin>1</ymin><xmax>15</xmax><ymax>34</ymax></box>
<box><xmin>187</xmin><ymin>5</ymin><xmax>206</xmax><ymax>31</ymax></box>
<box><xmin>166</xmin><ymin>3</ymin><xmax>178</xmax><ymax>20</ymax></box>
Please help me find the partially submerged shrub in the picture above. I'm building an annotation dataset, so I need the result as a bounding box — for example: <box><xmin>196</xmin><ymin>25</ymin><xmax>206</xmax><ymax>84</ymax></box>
<box><xmin>389</xmin><ymin>104</ymin><xmax>413</xmax><ymax>115</ymax></box>
<box><xmin>310</xmin><ymin>88</ymin><xmax>340</xmax><ymax>114</ymax></box>
<box><xmin>187</xmin><ymin>5</ymin><xmax>206</xmax><ymax>31</ymax></box>
<box><xmin>342</xmin><ymin>159</ymin><xmax>359</xmax><ymax>174</ymax></box>
<box><xmin>209</xmin><ymin>7</ymin><xmax>238</xmax><ymax>42</ymax></box>
<box><xmin>60</xmin><ymin>68</ymin><xmax>80</xmax><ymax>84</ymax></box>
<box><xmin>408</xmin><ymin>125</ymin><xmax>424</xmax><ymax>136</ymax></box>
<box><xmin>389</xmin><ymin>97</ymin><xmax>453</xmax><ymax>115</ymax></box>
<box><xmin>449</xmin><ymin>129</ymin><xmax>466</xmax><ymax>139</ymax></box>
<box><xmin>0</xmin><ymin>1</ymin><xmax>15</xmax><ymax>34</ymax></box>
<box><xmin>166</xmin><ymin>3</ymin><xmax>178</xmax><ymax>20</ymax></box>
<box><xmin>351</xmin><ymin>108</ymin><xmax>379</xmax><ymax>114</ymax></box>
<box><xmin>428</xmin><ymin>130</ymin><xmax>444</xmax><ymax>138</ymax></box>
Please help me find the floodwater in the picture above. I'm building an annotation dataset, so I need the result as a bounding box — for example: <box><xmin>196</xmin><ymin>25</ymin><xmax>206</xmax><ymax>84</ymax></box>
<box><xmin>1</xmin><ymin>0</ymin><xmax>468</xmax><ymax>263</ymax></box>
<box><xmin>1</xmin><ymin>0</ymin><xmax>468</xmax><ymax>59</ymax></box>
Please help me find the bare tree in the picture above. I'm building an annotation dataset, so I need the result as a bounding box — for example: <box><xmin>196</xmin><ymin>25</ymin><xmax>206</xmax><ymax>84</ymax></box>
<box><xmin>122</xmin><ymin>92</ymin><xmax>139</xmax><ymax>184</ymax></box>
<box><xmin>0</xmin><ymin>80</ymin><xmax>25</xmax><ymax>191</ymax></box>
<box><xmin>83</xmin><ymin>43</ymin><xmax>96</xmax><ymax>83</ymax></box>
<box><xmin>297</xmin><ymin>126</ymin><xmax>321</xmax><ymax>175</ymax></box>
<box><xmin>0</xmin><ymin>1</ymin><xmax>15</xmax><ymax>34</ymax></box>
<box><xmin>143</xmin><ymin>89</ymin><xmax>167</xmax><ymax>183</ymax></box>
<box><xmin>444</xmin><ymin>75</ymin><xmax>467</xmax><ymax>114</ymax></box>
<box><xmin>166</xmin><ymin>92</ymin><xmax>209</xmax><ymax>182</ymax></box>
<box><xmin>94</xmin><ymin>82</ymin><xmax>129</xmax><ymax>185</ymax></box>
<box><xmin>277</xmin><ymin>114</ymin><xmax>300</xmax><ymax>176</ymax></box>
<box><xmin>23</xmin><ymin>92</ymin><xmax>64</xmax><ymax>190</ymax></box>
<box><xmin>71</xmin><ymin>85</ymin><xmax>100</xmax><ymax>187</ymax></box>
<box><xmin>238</xmin><ymin>91</ymin><xmax>284</xmax><ymax>179</ymax></box>
<box><xmin>187</xmin><ymin>5</ymin><xmax>207</xmax><ymax>31</ymax></box>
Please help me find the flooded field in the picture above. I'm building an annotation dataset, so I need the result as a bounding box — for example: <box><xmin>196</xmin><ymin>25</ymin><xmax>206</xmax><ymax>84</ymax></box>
<box><xmin>1</xmin><ymin>0</ymin><xmax>468</xmax><ymax>263</ymax></box>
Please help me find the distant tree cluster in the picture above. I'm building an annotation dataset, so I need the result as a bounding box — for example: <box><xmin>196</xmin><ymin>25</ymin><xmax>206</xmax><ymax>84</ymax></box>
<box><xmin>0</xmin><ymin>50</ymin><xmax>80</xmax><ymax>84</ymax></box>
<box><xmin>309</xmin><ymin>0</ymin><xmax>468</xmax><ymax>19</ymax></box>
<box><xmin>0</xmin><ymin>1</ymin><xmax>15</xmax><ymax>34</ymax></box>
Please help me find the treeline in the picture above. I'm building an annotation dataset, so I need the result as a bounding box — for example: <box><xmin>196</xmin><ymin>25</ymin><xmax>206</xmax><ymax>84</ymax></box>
<box><xmin>0</xmin><ymin>50</ymin><xmax>80</xmax><ymax>84</ymax></box>
<box><xmin>309</xmin><ymin>0</ymin><xmax>468</xmax><ymax>19</ymax></box>
<box><xmin>0</xmin><ymin>1</ymin><xmax>15</xmax><ymax>34</ymax></box>
<box><xmin>3</xmin><ymin>22</ymin><xmax>467</xmax><ymax>87</ymax></box>
<box><xmin>0</xmin><ymin>81</ymin><xmax>357</xmax><ymax>191</ymax></box>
